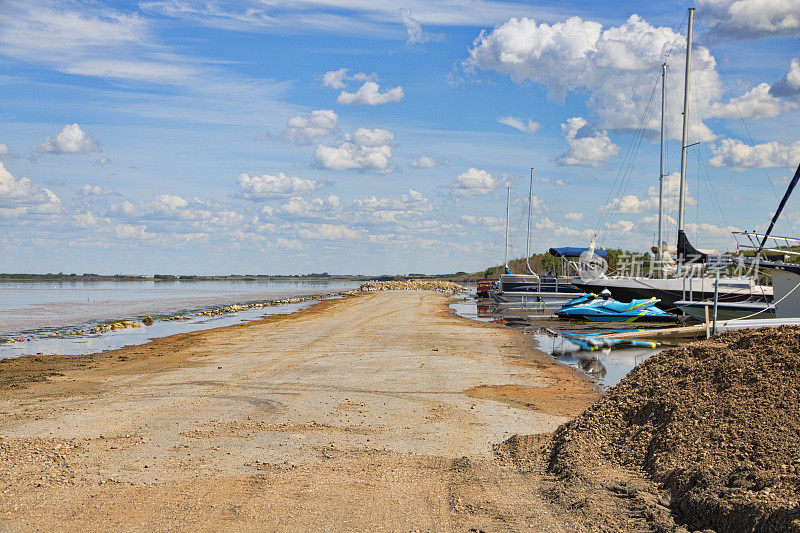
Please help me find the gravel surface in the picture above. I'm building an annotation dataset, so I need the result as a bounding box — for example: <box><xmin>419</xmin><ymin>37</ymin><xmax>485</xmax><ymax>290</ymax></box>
<box><xmin>547</xmin><ymin>326</ymin><xmax>800</xmax><ymax>532</ymax></box>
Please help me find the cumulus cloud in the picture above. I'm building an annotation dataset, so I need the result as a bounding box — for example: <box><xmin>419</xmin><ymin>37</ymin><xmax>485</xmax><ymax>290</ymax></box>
<box><xmin>557</xmin><ymin>117</ymin><xmax>619</xmax><ymax>167</ymax></box>
<box><xmin>564</xmin><ymin>212</ymin><xmax>583</xmax><ymax>221</ymax></box>
<box><xmin>451</xmin><ymin>168</ymin><xmax>502</xmax><ymax>197</ymax></box>
<box><xmin>298</xmin><ymin>223</ymin><xmax>361</xmax><ymax>240</ymax></box>
<box><xmin>337</xmin><ymin>81</ymin><xmax>403</xmax><ymax>105</ymax></box>
<box><xmin>94</xmin><ymin>156</ymin><xmax>112</xmax><ymax>167</ymax></box>
<box><xmin>276</xmin><ymin>195</ymin><xmax>342</xmax><ymax>218</ymax></box>
<box><xmin>114</xmin><ymin>223</ymin><xmax>153</xmax><ymax>240</ymax></box>
<box><xmin>314</xmin><ymin>128</ymin><xmax>394</xmax><ymax>172</ymax></box>
<box><xmin>709</xmin><ymin>83</ymin><xmax>793</xmax><ymax>119</ymax></box>
<box><xmin>771</xmin><ymin>58</ymin><xmax>800</xmax><ymax>97</ymax></box>
<box><xmin>698</xmin><ymin>0</ymin><xmax>800</xmax><ymax>39</ymax></box>
<box><xmin>322</xmin><ymin>68</ymin><xmax>348</xmax><ymax>89</ymax></box>
<box><xmin>460</xmin><ymin>214</ymin><xmax>505</xmax><ymax>232</ymax></box>
<box><xmin>601</xmin><ymin>172</ymin><xmax>696</xmax><ymax>215</ymax></box>
<box><xmin>284</xmin><ymin>109</ymin><xmax>338</xmax><ymax>143</ymax></box>
<box><xmin>497</xmin><ymin>116</ymin><xmax>539</xmax><ymax>133</ymax></box>
<box><xmin>410</xmin><ymin>156</ymin><xmax>441</xmax><ymax>168</ymax></box>
<box><xmin>0</xmin><ymin>162</ymin><xmax>62</xmax><ymax>217</ymax></box>
<box><xmin>78</xmin><ymin>184</ymin><xmax>117</xmax><ymax>197</ymax></box>
<box><xmin>353</xmin><ymin>189</ymin><xmax>431</xmax><ymax>214</ymax></box>
<box><xmin>35</xmin><ymin>123</ymin><xmax>100</xmax><ymax>156</ymax></box>
<box><xmin>237</xmin><ymin>172</ymin><xmax>323</xmax><ymax>199</ymax></box>
<box><xmin>466</xmin><ymin>15</ymin><xmax>721</xmax><ymax>139</ymax></box>
<box><xmin>321</xmin><ymin>68</ymin><xmax>375</xmax><ymax>89</ymax></box>
<box><xmin>709</xmin><ymin>138</ymin><xmax>800</xmax><ymax>169</ymax></box>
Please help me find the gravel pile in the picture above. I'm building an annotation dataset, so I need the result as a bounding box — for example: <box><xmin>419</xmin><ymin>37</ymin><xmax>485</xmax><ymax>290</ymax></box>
<box><xmin>360</xmin><ymin>280</ymin><xmax>464</xmax><ymax>294</ymax></box>
<box><xmin>548</xmin><ymin>326</ymin><xmax>800</xmax><ymax>532</ymax></box>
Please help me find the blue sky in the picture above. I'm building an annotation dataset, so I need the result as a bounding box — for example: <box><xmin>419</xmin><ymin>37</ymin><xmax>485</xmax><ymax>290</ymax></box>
<box><xmin>1</xmin><ymin>0</ymin><xmax>799</xmax><ymax>275</ymax></box>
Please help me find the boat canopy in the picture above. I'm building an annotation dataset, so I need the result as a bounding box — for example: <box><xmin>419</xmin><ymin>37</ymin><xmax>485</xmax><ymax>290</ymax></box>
<box><xmin>548</xmin><ymin>247</ymin><xmax>607</xmax><ymax>258</ymax></box>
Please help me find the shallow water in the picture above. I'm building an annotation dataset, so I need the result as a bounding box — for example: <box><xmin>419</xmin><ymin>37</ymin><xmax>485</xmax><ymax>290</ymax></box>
<box><xmin>0</xmin><ymin>279</ymin><xmax>361</xmax><ymax>334</ymax></box>
<box><xmin>450</xmin><ymin>295</ymin><xmax>664</xmax><ymax>388</ymax></box>
<box><xmin>0</xmin><ymin>279</ymin><xmax>362</xmax><ymax>361</ymax></box>
<box><xmin>0</xmin><ymin>299</ymin><xmax>319</xmax><ymax>361</ymax></box>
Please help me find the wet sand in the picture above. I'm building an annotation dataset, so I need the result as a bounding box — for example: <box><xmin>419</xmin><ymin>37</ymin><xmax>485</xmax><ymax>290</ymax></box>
<box><xmin>0</xmin><ymin>290</ymin><xmax>598</xmax><ymax>531</ymax></box>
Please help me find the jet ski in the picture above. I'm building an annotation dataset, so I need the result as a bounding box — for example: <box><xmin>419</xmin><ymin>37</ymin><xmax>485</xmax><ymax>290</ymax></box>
<box><xmin>556</xmin><ymin>293</ymin><xmax>677</xmax><ymax>323</ymax></box>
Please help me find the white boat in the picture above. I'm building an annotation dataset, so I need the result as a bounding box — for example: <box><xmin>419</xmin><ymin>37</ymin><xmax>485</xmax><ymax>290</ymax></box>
<box><xmin>577</xmin><ymin>10</ymin><xmax>770</xmax><ymax>311</ymax></box>
<box><xmin>675</xmin><ymin>299</ymin><xmax>774</xmax><ymax>321</ymax></box>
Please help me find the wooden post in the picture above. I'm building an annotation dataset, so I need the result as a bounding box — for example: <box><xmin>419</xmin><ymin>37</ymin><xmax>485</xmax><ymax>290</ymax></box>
<box><xmin>704</xmin><ymin>304</ymin><xmax>710</xmax><ymax>339</ymax></box>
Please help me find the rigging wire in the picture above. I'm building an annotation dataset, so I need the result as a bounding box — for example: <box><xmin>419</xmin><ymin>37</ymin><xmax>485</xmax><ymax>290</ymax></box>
<box><xmin>696</xmin><ymin>17</ymin><xmax>798</xmax><ymax>238</ymax></box>
<box><xmin>595</xmin><ymin>73</ymin><xmax>661</xmax><ymax>244</ymax></box>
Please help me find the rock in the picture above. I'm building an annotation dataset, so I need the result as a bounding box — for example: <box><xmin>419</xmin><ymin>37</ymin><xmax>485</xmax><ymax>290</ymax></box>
<box><xmin>142</xmin><ymin>316</ymin><xmax>154</xmax><ymax>326</ymax></box>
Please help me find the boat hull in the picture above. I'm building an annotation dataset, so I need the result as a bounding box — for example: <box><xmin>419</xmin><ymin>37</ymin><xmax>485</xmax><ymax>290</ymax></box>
<box><xmin>675</xmin><ymin>301</ymin><xmax>775</xmax><ymax>321</ymax></box>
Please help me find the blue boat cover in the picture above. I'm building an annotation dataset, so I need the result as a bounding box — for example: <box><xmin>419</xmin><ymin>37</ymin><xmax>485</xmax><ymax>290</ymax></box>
<box><xmin>548</xmin><ymin>247</ymin><xmax>607</xmax><ymax>258</ymax></box>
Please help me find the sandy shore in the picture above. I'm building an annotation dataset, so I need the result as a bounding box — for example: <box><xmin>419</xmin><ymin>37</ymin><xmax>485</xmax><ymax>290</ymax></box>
<box><xmin>0</xmin><ymin>290</ymin><xmax>598</xmax><ymax>531</ymax></box>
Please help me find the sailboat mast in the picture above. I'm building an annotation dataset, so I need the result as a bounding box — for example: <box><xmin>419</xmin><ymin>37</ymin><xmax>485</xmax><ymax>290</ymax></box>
<box><xmin>677</xmin><ymin>7</ymin><xmax>694</xmax><ymax>274</ymax></box>
<box><xmin>526</xmin><ymin>169</ymin><xmax>534</xmax><ymax>274</ymax></box>
<box><xmin>657</xmin><ymin>62</ymin><xmax>667</xmax><ymax>277</ymax></box>
<box><xmin>678</xmin><ymin>9</ymin><xmax>694</xmax><ymax>235</ymax></box>
<box><xmin>504</xmin><ymin>186</ymin><xmax>510</xmax><ymax>268</ymax></box>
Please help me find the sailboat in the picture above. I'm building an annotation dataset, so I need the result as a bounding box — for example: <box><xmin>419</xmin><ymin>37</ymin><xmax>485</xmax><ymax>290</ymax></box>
<box><xmin>493</xmin><ymin>170</ymin><xmax>602</xmax><ymax>306</ymax></box>
<box><xmin>571</xmin><ymin>8</ymin><xmax>771</xmax><ymax>311</ymax></box>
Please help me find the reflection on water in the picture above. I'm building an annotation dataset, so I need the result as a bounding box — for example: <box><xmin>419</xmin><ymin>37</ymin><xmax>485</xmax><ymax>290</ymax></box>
<box><xmin>450</xmin><ymin>296</ymin><xmax>664</xmax><ymax>389</ymax></box>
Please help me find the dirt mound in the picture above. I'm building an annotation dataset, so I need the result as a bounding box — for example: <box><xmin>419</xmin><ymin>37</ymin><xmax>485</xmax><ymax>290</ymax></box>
<box><xmin>547</xmin><ymin>326</ymin><xmax>800</xmax><ymax>532</ymax></box>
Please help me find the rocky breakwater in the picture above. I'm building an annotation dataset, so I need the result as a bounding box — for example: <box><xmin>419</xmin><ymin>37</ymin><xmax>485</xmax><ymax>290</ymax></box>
<box><xmin>360</xmin><ymin>279</ymin><xmax>465</xmax><ymax>294</ymax></box>
<box><xmin>545</xmin><ymin>326</ymin><xmax>800</xmax><ymax>532</ymax></box>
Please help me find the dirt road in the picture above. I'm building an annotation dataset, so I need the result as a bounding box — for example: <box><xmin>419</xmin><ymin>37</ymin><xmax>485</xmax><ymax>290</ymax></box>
<box><xmin>0</xmin><ymin>291</ymin><xmax>598</xmax><ymax>531</ymax></box>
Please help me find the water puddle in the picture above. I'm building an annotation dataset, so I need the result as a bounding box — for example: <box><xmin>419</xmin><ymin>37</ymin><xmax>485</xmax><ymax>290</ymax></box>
<box><xmin>450</xmin><ymin>295</ymin><xmax>667</xmax><ymax>388</ymax></box>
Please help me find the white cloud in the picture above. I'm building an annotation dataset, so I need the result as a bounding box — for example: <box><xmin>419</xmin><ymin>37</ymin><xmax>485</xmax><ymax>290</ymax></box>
<box><xmin>771</xmin><ymin>58</ymin><xmax>800</xmax><ymax>97</ymax></box>
<box><xmin>114</xmin><ymin>223</ymin><xmax>153</xmax><ymax>240</ymax></box>
<box><xmin>276</xmin><ymin>195</ymin><xmax>342</xmax><ymax>218</ymax></box>
<box><xmin>534</xmin><ymin>216</ymin><xmax>586</xmax><ymax>237</ymax></box>
<box><xmin>400</xmin><ymin>9</ymin><xmax>424</xmax><ymax>44</ymax></box>
<box><xmin>284</xmin><ymin>109</ymin><xmax>338</xmax><ymax>143</ymax></box>
<box><xmin>557</xmin><ymin>117</ymin><xmax>619</xmax><ymax>167</ymax></box>
<box><xmin>353</xmin><ymin>189</ymin><xmax>431</xmax><ymax>213</ymax></box>
<box><xmin>95</xmin><ymin>156</ymin><xmax>112</xmax><ymax>167</ymax></box>
<box><xmin>314</xmin><ymin>129</ymin><xmax>394</xmax><ymax>172</ymax></box>
<box><xmin>451</xmin><ymin>168</ymin><xmax>502</xmax><ymax>197</ymax></box>
<box><xmin>140</xmin><ymin>0</ymin><xmax>554</xmax><ymax>36</ymax></box>
<box><xmin>322</xmin><ymin>68</ymin><xmax>348</xmax><ymax>89</ymax></box>
<box><xmin>352</xmin><ymin>127</ymin><xmax>394</xmax><ymax>147</ymax></box>
<box><xmin>709</xmin><ymin>83</ymin><xmax>795</xmax><ymax>119</ymax></box>
<box><xmin>466</xmin><ymin>15</ymin><xmax>722</xmax><ymax>139</ymax></box>
<box><xmin>460</xmin><ymin>214</ymin><xmax>505</xmax><ymax>232</ymax></box>
<box><xmin>0</xmin><ymin>144</ymin><xmax>15</xmax><ymax>159</ymax></box>
<box><xmin>698</xmin><ymin>0</ymin><xmax>800</xmax><ymax>39</ymax></box>
<box><xmin>35</xmin><ymin>123</ymin><xmax>100</xmax><ymax>156</ymax></box>
<box><xmin>237</xmin><ymin>172</ymin><xmax>323</xmax><ymax>199</ymax></box>
<box><xmin>399</xmin><ymin>9</ymin><xmax>441</xmax><ymax>44</ymax></box>
<box><xmin>337</xmin><ymin>81</ymin><xmax>404</xmax><ymax>105</ymax></box>
<box><xmin>601</xmin><ymin>172</ymin><xmax>695</xmax><ymax>215</ymax></box>
<box><xmin>78</xmin><ymin>184</ymin><xmax>117</xmax><ymax>197</ymax></box>
<box><xmin>0</xmin><ymin>162</ymin><xmax>62</xmax><ymax>216</ymax></box>
<box><xmin>298</xmin><ymin>223</ymin><xmax>362</xmax><ymax>240</ymax></box>
<box><xmin>497</xmin><ymin>116</ymin><xmax>539</xmax><ymax>134</ymax></box>
<box><xmin>564</xmin><ymin>212</ymin><xmax>583</xmax><ymax>221</ymax></box>
<box><xmin>410</xmin><ymin>156</ymin><xmax>441</xmax><ymax>168</ymax></box>
<box><xmin>321</xmin><ymin>68</ymin><xmax>376</xmax><ymax>89</ymax></box>
<box><xmin>709</xmin><ymin>138</ymin><xmax>800</xmax><ymax>169</ymax></box>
